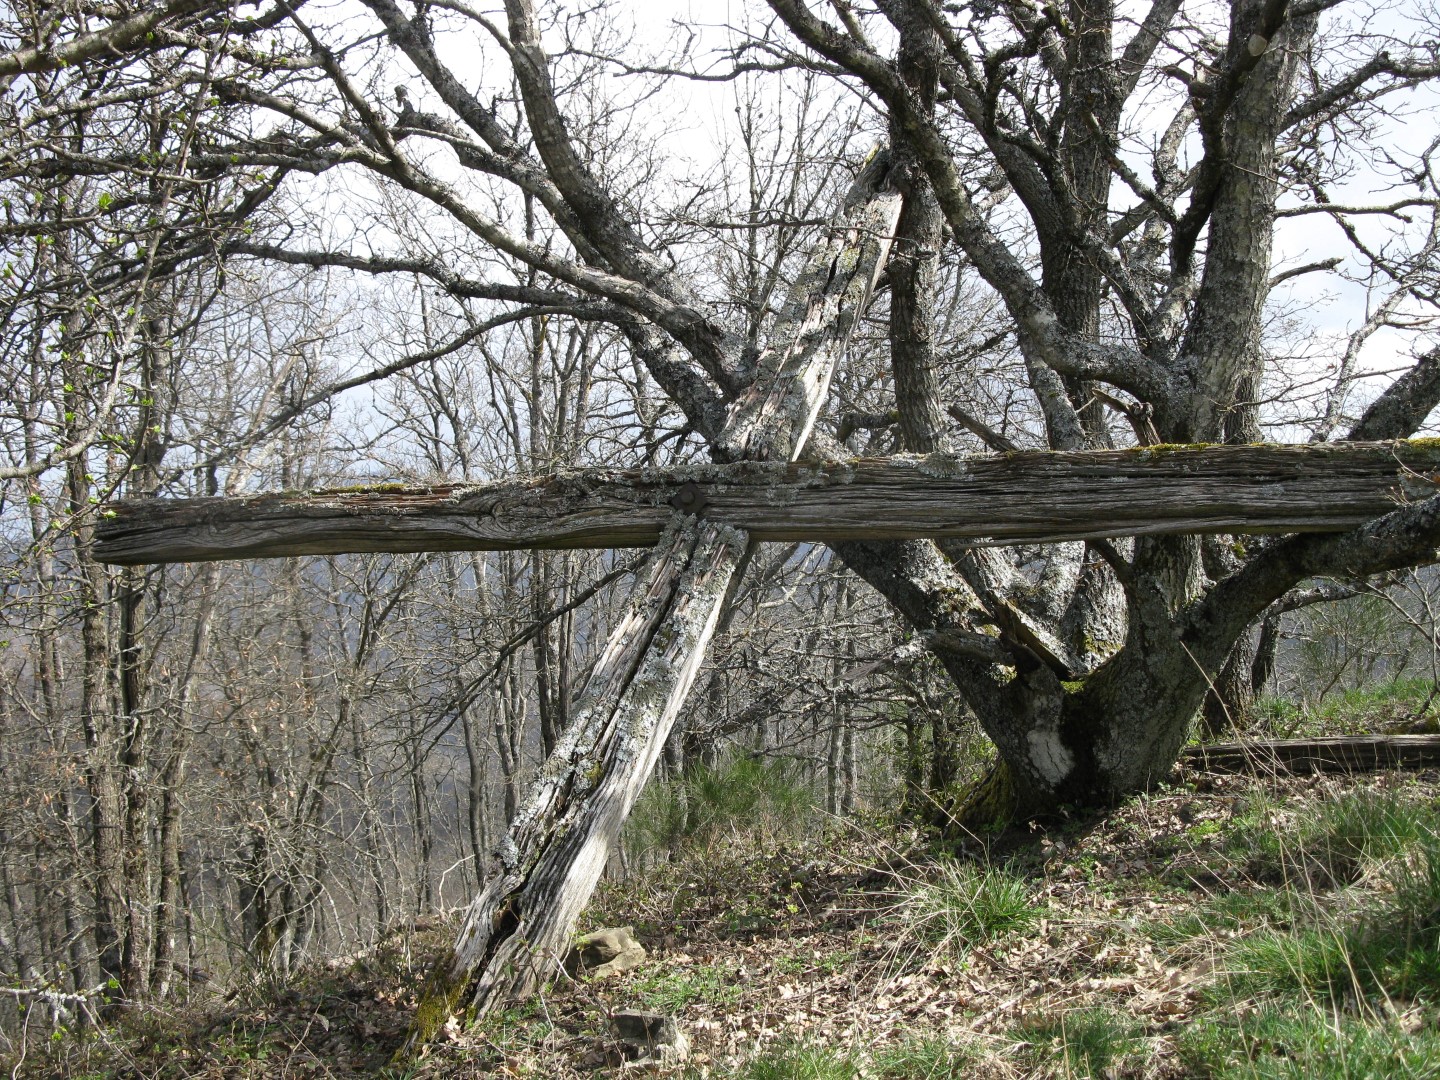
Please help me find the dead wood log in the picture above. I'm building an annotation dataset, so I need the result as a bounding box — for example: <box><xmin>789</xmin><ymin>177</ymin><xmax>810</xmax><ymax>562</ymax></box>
<box><xmin>95</xmin><ymin>440</ymin><xmax>1440</xmax><ymax>565</ymax></box>
<box><xmin>1184</xmin><ymin>734</ymin><xmax>1440</xmax><ymax>775</ymax></box>
<box><xmin>420</xmin><ymin>517</ymin><xmax>746</xmax><ymax>1029</ymax></box>
<box><xmin>401</xmin><ymin>148</ymin><xmax>903</xmax><ymax>1051</ymax></box>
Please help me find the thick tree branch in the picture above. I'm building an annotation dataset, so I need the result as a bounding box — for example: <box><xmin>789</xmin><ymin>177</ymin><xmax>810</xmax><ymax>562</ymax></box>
<box><xmin>224</xmin><ymin>243</ymin><xmax>609</xmax><ymax>309</ymax></box>
<box><xmin>1285</xmin><ymin>52</ymin><xmax>1440</xmax><ymax>130</ymax></box>
<box><xmin>359</xmin><ymin>0</ymin><xmax>609</xmax><ymax>269</ymax></box>
<box><xmin>1348</xmin><ymin>347</ymin><xmax>1440</xmax><ymax>440</ymax></box>
<box><xmin>1169</xmin><ymin>0</ymin><xmax>1293</xmax><ymax>276</ymax></box>
<box><xmin>1187</xmin><ymin>734</ymin><xmax>1440</xmax><ymax>774</ymax></box>
<box><xmin>765</xmin><ymin>0</ymin><xmax>1178</xmax><ymax>411</ymax></box>
<box><xmin>1186</xmin><ymin>483</ymin><xmax>1440</xmax><ymax>669</ymax></box>
<box><xmin>1117</xmin><ymin>0</ymin><xmax>1184</xmax><ymax>97</ymax></box>
<box><xmin>502</xmin><ymin>0</ymin><xmax>745</xmax><ymax>391</ymax></box>
<box><xmin>946</xmin><ymin>403</ymin><xmax>1021</xmax><ymax>452</ymax></box>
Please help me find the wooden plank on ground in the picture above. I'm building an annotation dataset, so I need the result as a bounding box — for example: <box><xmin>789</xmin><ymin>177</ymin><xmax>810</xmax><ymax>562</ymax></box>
<box><xmin>1184</xmin><ymin>734</ymin><xmax>1440</xmax><ymax>775</ymax></box>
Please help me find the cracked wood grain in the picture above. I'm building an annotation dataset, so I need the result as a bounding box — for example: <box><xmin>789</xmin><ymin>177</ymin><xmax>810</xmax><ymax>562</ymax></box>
<box><xmin>97</xmin><ymin>441</ymin><xmax>1440</xmax><ymax>565</ymax></box>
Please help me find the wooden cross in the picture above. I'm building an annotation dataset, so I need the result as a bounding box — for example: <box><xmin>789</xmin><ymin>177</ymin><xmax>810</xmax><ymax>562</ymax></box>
<box><xmin>91</xmin><ymin>149</ymin><xmax>1440</xmax><ymax>1042</ymax></box>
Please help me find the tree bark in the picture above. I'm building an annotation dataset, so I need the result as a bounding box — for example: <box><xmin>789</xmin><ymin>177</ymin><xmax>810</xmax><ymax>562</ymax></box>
<box><xmin>1201</xmin><ymin>634</ymin><xmax>1257</xmax><ymax>737</ymax></box>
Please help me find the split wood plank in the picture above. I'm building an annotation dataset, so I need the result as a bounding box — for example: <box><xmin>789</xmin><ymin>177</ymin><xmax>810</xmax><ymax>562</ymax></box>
<box><xmin>95</xmin><ymin>441</ymin><xmax>1440</xmax><ymax>564</ymax></box>
<box><xmin>402</xmin><ymin>149</ymin><xmax>904</xmax><ymax>1043</ymax></box>
<box><xmin>1185</xmin><ymin>734</ymin><xmax>1440</xmax><ymax>775</ymax></box>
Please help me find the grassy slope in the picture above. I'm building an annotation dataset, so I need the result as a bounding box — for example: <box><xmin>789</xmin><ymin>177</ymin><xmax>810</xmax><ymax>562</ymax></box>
<box><xmin>15</xmin><ymin>688</ymin><xmax>1440</xmax><ymax>1079</ymax></box>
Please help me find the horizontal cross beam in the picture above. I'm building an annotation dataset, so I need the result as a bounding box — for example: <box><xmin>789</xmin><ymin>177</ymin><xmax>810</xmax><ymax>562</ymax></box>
<box><xmin>95</xmin><ymin>441</ymin><xmax>1440</xmax><ymax>565</ymax></box>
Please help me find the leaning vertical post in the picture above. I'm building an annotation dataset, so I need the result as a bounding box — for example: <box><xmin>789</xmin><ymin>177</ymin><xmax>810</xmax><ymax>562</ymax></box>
<box><xmin>407</xmin><ymin>150</ymin><xmax>901</xmax><ymax>1046</ymax></box>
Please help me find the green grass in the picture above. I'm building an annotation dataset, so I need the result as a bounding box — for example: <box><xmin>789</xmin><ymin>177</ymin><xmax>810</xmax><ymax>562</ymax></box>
<box><xmin>1190</xmin><ymin>787</ymin><xmax>1440</xmax><ymax>890</ymax></box>
<box><xmin>1222</xmin><ymin>924</ymin><xmax>1359</xmax><ymax>1000</ymax></box>
<box><xmin>1220</xmin><ymin>864</ymin><xmax>1440</xmax><ymax>1006</ymax></box>
<box><xmin>631</xmin><ymin>964</ymin><xmax>743</xmax><ymax>1012</ymax></box>
<box><xmin>1176</xmin><ymin>1006</ymin><xmax>1440</xmax><ymax>1078</ymax></box>
<box><xmin>1206</xmin><ymin>795</ymin><xmax>1440</xmax><ymax>1007</ymax></box>
<box><xmin>474</xmin><ymin>997</ymin><xmax>552</xmax><ymax>1053</ymax></box>
<box><xmin>771</xmin><ymin>949</ymin><xmax>855</xmax><ymax>978</ymax></box>
<box><xmin>1312</xmin><ymin>679</ymin><xmax>1436</xmax><ymax>724</ymax></box>
<box><xmin>1162</xmin><ymin>781</ymin><xmax>1440</xmax><ymax>1076</ymax></box>
<box><xmin>1176</xmin><ymin>797</ymin><xmax>1440</xmax><ymax>1080</ymax></box>
<box><xmin>730</xmin><ymin>1042</ymin><xmax>858</xmax><ymax>1080</ymax></box>
<box><xmin>901</xmin><ymin>860</ymin><xmax>1037</xmax><ymax>955</ymax></box>
<box><xmin>1018</xmin><ymin>1008</ymin><xmax>1141</xmax><ymax>1077</ymax></box>
<box><xmin>1143</xmin><ymin>887</ymin><xmax>1301</xmax><ymax>947</ymax></box>
<box><xmin>626</xmin><ymin>755</ymin><xmax>818</xmax><ymax>858</ymax></box>
<box><xmin>1309</xmin><ymin>788</ymin><xmax>1437</xmax><ymax>865</ymax></box>
<box><xmin>871</xmin><ymin>1035</ymin><xmax>978</xmax><ymax>1078</ymax></box>
<box><xmin>1256</xmin><ymin>679</ymin><xmax>1438</xmax><ymax>738</ymax></box>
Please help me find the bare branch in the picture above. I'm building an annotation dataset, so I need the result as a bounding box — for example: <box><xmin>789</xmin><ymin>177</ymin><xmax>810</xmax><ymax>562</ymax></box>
<box><xmin>946</xmin><ymin>402</ymin><xmax>1021</xmax><ymax>452</ymax></box>
<box><xmin>0</xmin><ymin>0</ymin><xmax>221</xmax><ymax>83</ymax></box>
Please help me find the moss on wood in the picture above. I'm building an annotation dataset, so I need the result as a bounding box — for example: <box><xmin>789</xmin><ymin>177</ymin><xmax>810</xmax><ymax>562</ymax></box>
<box><xmin>398</xmin><ymin>959</ymin><xmax>474</xmax><ymax>1061</ymax></box>
<box><xmin>948</xmin><ymin>759</ymin><xmax>1019</xmax><ymax>835</ymax></box>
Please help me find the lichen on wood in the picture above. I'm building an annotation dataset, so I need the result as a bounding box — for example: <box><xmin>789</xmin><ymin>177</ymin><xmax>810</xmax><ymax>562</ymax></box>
<box><xmin>395</xmin><ymin>150</ymin><xmax>907</xmax><ymax>1053</ymax></box>
<box><xmin>94</xmin><ymin>440</ymin><xmax>1440</xmax><ymax>565</ymax></box>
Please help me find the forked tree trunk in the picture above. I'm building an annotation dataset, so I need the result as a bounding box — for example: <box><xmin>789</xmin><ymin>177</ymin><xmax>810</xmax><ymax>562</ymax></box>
<box><xmin>940</xmin><ymin>3</ymin><xmax>1328</xmax><ymax>831</ymax></box>
<box><xmin>402</xmin><ymin>150</ymin><xmax>902</xmax><ymax>1048</ymax></box>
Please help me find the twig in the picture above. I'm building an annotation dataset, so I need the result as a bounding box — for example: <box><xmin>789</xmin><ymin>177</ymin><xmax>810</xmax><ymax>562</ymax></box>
<box><xmin>946</xmin><ymin>404</ymin><xmax>1021</xmax><ymax>453</ymax></box>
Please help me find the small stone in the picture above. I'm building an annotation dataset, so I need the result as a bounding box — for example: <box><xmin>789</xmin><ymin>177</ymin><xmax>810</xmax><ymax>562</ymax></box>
<box><xmin>613</xmin><ymin>1009</ymin><xmax>679</xmax><ymax>1045</ymax></box>
<box><xmin>566</xmin><ymin>926</ymin><xmax>647</xmax><ymax>978</ymax></box>
<box><xmin>612</xmin><ymin>1009</ymin><xmax>689</xmax><ymax>1065</ymax></box>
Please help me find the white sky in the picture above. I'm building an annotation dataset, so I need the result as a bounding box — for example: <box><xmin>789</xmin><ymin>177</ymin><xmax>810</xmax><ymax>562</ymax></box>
<box><xmin>300</xmin><ymin>0</ymin><xmax>1439</xmax><ymax>448</ymax></box>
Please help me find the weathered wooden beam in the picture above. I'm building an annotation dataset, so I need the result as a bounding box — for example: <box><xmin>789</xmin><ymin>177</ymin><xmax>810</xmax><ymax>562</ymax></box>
<box><xmin>426</xmin><ymin>516</ymin><xmax>747</xmax><ymax>1028</ymax></box>
<box><xmin>401</xmin><ymin>145</ymin><xmax>904</xmax><ymax>1045</ymax></box>
<box><xmin>1185</xmin><ymin>734</ymin><xmax>1440</xmax><ymax>775</ymax></box>
<box><xmin>97</xmin><ymin>441</ymin><xmax>1440</xmax><ymax>565</ymax></box>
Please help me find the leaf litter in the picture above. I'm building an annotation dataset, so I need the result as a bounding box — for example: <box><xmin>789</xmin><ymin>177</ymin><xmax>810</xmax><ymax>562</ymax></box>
<box><xmin>20</xmin><ymin>768</ymin><xmax>1440</xmax><ymax>1078</ymax></box>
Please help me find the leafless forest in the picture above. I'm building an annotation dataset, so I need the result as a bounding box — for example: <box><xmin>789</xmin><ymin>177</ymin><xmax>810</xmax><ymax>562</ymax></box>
<box><xmin>1</xmin><ymin>0</ymin><xmax>1439</xmax><ymax>1046</ymax></box>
